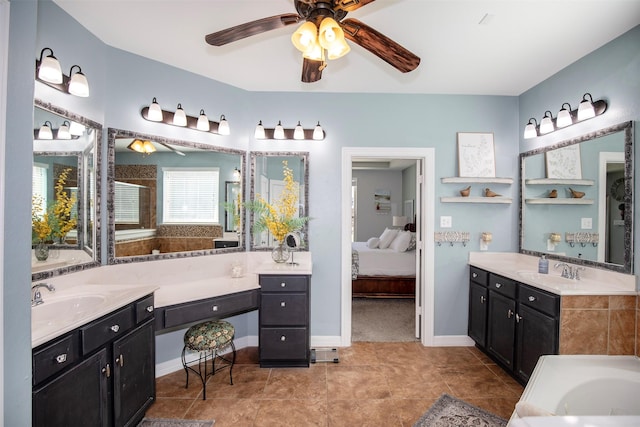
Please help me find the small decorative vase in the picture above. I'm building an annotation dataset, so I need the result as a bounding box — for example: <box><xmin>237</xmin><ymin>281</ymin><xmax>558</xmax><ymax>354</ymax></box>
<box><xmin>271</xmin><ymin>243</ymin><xmax>290</xmax><ymax>263</ymax></box>
<box><xmin>34</xmin><ymin>242</ymin><xmax>50</xmax><ymax>261</ymax></box>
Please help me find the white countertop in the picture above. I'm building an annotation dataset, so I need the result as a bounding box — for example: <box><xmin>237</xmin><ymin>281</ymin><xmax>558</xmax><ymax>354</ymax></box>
<box><xmin>469</xmin><ymin>252</ymin><xmax>636</xmax><ymax>296</ymax></box>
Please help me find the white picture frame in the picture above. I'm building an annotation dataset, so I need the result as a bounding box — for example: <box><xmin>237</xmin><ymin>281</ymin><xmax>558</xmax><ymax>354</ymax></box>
<box><xmin>545</xmin><ymin>144</ymin><xmax>582</xmax><ymax>179</ymax></box>
<box><xmin>457</xmin><ymin>132</ymin><xmax>496</xmax><ymax>178</ymax></box>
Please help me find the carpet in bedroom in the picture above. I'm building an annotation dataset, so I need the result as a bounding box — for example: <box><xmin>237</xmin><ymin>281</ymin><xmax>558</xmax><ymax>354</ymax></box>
<box><xmin>351</xmin><ymin>298</ymin><xmax>416</xmax><ymax>342</ymax></box>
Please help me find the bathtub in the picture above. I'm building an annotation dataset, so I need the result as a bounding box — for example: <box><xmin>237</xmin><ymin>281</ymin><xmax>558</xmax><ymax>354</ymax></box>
<box><xmin>508</xmin><ymin>355</ymin><xmax>640</xmax><ymax>426</ymax></box>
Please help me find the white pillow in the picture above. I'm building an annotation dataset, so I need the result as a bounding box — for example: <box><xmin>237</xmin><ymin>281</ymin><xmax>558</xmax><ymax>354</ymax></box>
<box><xmin>378</xmin><ymin>228</ymin><xmax>399</xmax><ymax>249</ymax></box>
<box><xmin>366</xmin><ymin>237</ymin><xmax>380</xmax><ymax>249</ymax></box>
<box><xmin>390</xmin><ymin>231</ymin><xmax>412</xmax><ymax>252</ymax></box>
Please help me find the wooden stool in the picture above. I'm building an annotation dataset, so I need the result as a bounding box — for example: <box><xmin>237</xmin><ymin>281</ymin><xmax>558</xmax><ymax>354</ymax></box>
<box><xmin>181</xmin><ymin>320</ymin><xmax>236</xmax><ymax>400</ymax></box>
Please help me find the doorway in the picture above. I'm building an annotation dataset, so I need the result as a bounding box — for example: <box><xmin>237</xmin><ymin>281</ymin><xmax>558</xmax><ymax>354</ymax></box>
<box><xmin>340</xmin><ymin>147</ymin><xmax>435</xmax><ymax>347</ymax></box>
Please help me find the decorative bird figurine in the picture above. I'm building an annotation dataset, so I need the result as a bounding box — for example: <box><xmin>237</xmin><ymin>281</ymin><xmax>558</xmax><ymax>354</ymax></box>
<box><xmin>569</xmin><ymin>188</ymin><xmax>585</xmax><ymax>198</ymax></box>
<box><xmin>548</xmin><ymin>189</ymin><xmax>558</xmax><ymax>198</ymax></box>
<box><xmin>484</xmin><ymin>188</ymin><xmax>501</xmax><ymax>197</ymax></box>
<box><xmin>459</xmin><ymin>186</ymin><xmax>471</xmax><ymax>197</ymax></box>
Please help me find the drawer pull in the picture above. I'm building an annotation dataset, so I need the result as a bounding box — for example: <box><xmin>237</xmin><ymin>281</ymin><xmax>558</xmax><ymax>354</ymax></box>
<box><xmin>212</xmin><ymin>305</ymin><xmax>219</xmax><ymax>312</ymax></box>
<box><xmin>480</xmin><ymin>296</ymin><xmax>485</xmax><ymax>304</ymax></box>
<box><xmin>516</xmin><ymin>314</ymin><xmax>523</xmax><ymax>322</ymax></box>
<box><xmin>280</xmin><ymin>301</ymin><xmax>286</xmax><ymax>307</ymax></box>
<box><xmin>110</xmin><ymin>325</ymin><xmax>120</xmax><ymax>333</ymax></box>
<box><xmin>280</xmin><ymin>335</ymin><xmax>286</xmax><ymax>342</ymax></box>
<box><xmin>102</xmin><ymin>364</ymin><xmax>111</xmax><ymax>378</ymax></box>
<box><xmin>55</xmin><ymin>354</ymin><xmax>67</xmax><ymax>364</ymax></box>
<box><xmin>146</xmin><ymin>305</ymin><xmax>154</xmax><ymax>312</ymax></box>
<box><xmin>495</xmin><ymin>283</ymin><xmax>502</xmax><ymax>289</ymax></box>
<box><xmin>472</xmin><ymin>272</ymin><xmax>478</xmax><ymax>278</ymax></box>
<box><xmin>280</xmin><ymin>282</ymin><xmax>286</xmax><ymax>288</ymax></box>
<box><xmin>116</xmin><ymin>354</ymin><xmax>124</xmax><ymax>367</ymax></box>
<box><xmin>507</xmin><ymin>309</ymin><xmax>514</xmax><ymax>319</ymax></box>
<box><xmin>528</xmin><ymin>296</ymin><xmax>536</xmax><ymax>302</ymax></box>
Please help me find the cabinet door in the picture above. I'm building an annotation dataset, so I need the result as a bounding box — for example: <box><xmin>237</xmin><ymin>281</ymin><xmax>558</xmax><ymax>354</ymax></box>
<box><xmin>487</xmin><ymin>291</ymin><xmax>516</xmax><ymax>369</ymax></box>
<box><xmin>33</xmin><ymin>349</ymin><xmax>109</xmax><ymax>427</ymax></box>
<box><xmin>515</xmin><ymin>304</ymin><xmax>558</xmax><ymax>383</ymax></box>
<box><xmin>468</xmin><ymin>282</ymin><xmax>488</xmax><ymax>348</ymax></box>
<box><xmin>113</xmin><ymin>321</ymin><xmax>155</xmax><ymax>427</ymax></box>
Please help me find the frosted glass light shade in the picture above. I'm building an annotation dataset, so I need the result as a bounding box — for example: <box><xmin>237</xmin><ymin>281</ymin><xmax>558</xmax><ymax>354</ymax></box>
<box><xmin>37</xmin><ymin>50</ymin><xmax>63</xmax><ymax>84</ymax></box>
<box><xmin>539</xmin><ymin>112</ymin><xmax>554</xmax><ymax>134</ymax></box>
<box><xmin>173</xmin><ymin>104</ymin><xmax>187</xmax><ymax>126</ymax></box>
<box><xmin>523</xmin><ymin>119</ymin><xmax>537</xmax><ymax>139</ymax></box>
<box><xmin>292</xmin><ymin>22</ymin><xmax>318</xmax><ymax>53</ymax></box>
<box><xmin>556</xmin><ymin>104</ymin><xmax>573</xmax><ymax>128</ymax></box>
<box><xmin>293</xmin><ymin>122</ymin><xmax>304</xmax><ymax>140</ymax></box>
<box><xmin>57</xmin><ymin>121</ymin><xmax>71</xmax><ymax>140</ymax></box>
<box><xmin>68</xmin><ymin>66</ymin><xmax>90</xmax><ymax>97</ymax></box>
<box><xmin>254</xmin><ymin>121</ymin><xmax>266</xmax><ymax>139</ymax></box>
<box><xmin>326</xmin><ymin>37</ymin><xmax>350</xmax><ymax>60</ymax></box>
<box><xmin>69</xmin><ymin>121</ymin><xmax>85</xmax><ymax>136</ymax></box>
<box><xmin>577</xmin><ymin>95</ymin><xmax>595</xmax><ymax>121</ymax></box>
<box><xmin>318</xmin><ymin>17</ymin><xmax>343</xmax><ymax>49</ymax></box>
<box><xmin>197</xmin><ymin>110</ymin><xmax>210</xmax><ymax>131</ymax></box>
<box><xmin>218</xmin><ymin>115</ymin><xmax>230</xmax><ymax>135</ymax></box>
<box><xmin>38</xmin><ymin>121</ymin><xmax>53</xmax><ymax>140</ymax></box>
<box><xmin>313</xmin><ymin>122</ymin><xmax>324</xmax><ymax>140</ymax></box>
<box><xmin>148</xmin><ymin>98</ymin><xmax>163</xmax><ymax>121</ymax></box>
<box><xmin>274</xmin><ymin>121</ymin><xmax>285</xmax><ymax>140</ymax></box>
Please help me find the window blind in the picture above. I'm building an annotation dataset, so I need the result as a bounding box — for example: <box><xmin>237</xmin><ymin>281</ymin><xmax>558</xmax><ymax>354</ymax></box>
<box><xmin>163</xmin><ymin>168</ymin><xmax>219</xmax><ymax>223</ymax></box>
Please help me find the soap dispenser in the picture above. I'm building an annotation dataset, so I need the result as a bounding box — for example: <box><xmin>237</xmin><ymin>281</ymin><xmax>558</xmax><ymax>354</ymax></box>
<box><xmin>538</xmin><ymin>254</ymin><xmax>549</xmax><ymax>274</ymax></box>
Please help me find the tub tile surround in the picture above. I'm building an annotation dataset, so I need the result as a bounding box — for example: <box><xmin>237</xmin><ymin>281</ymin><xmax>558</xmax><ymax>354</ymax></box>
<box><xmin>469</xmin><ymin>252</ymin><xmax>639</xmax><ymax>357</ymax></box>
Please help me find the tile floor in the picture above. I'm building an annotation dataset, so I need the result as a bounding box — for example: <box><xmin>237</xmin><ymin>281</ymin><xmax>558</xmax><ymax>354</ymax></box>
<box><xmin>146</xmin><ymin>343</ymin><xmax>523</xmax><ymax>426</ymax></box>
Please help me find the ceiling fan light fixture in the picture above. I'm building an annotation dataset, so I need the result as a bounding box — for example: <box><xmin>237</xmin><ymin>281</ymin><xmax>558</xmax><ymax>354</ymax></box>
<box><xmin>313</xmin><ymin>121</ymin><xmax>324</xmax><ymax>140</ymax></box>
<box><xmin>302</xmin><ymin>38</ymin><xmax>324</xmax><ymax>61</ymax></box>
<box><xmin>68</xmin><ymin>65</ymin><xmax>90</xmax><ymax>97</ymax></box>
<box><xmin>38</xmin><ymin>121</ymin><xmax>54</xmax><ymax>140</ymax></box>
<box><xmin>57</xmin><ymin>121</ymin><xmax>72</xmax><ymax>140</ymax></box>
<box><xmin>326</xmin><ymin>37</ymin><xmax>350</xmax><ymax>60</ymax></box>
<box><xmin>128</xmin><ymin>139</ymin><xmax>145</xmax><ymax>153</ymax></box>
<box><xmin>254</xmin><ymin>121</ymin><xmax>266</xmax><ymax>139</ymax></box>
<box><xmin>318</xmin><ymin>17</ymin><xmax>343</xmax><ymax>49</ymax></box>
<box><xmin>539</xmin><ymin>111</ymin><xmax>555</xmax><ymax>134</ymax></box>
<box><xmin>293</xmin><ymin>121</ymin><xmax>304</xmax><ymax>140</ymax></box>
<box><xmin>292</xmin><ymin>21</ymin><xmax>318</xmax><ymax>53</ymax></box>
<box><xmin>218</xmin><ymin>115</ymin><xmax>230</xmax><ymax>135</ymax></box>
<box><xmin>142</xmin><ymin>140</ymin><xmax>157</xmax><ymax>154</ymax></box>
<box><xmin>274</xmin><ymin>121</ymin><xmax>285</xmax><ymax>140</ymax></box>
<box><xmin>577</xmin><ymin>93</ymin><xmax>596</xmax><ymax>121</ymax></box>
<box><xmin>196</xmin><ymin>109</ymin><xmax>210</xmax><ymax>131</ymax></box>
<box><xmin>37</xmin><ymin>48</ymin><xmax>63</xmax><ymax>84</ymax></box>
<box><xmin>173</xmin><ymin>104</ymin><xmax>187</xmax><ymax>126</ymax></box>
<box><xmin>148</xmin><ymin>98</ymin><xmax>163</xmax><ymax>122</ymax></box>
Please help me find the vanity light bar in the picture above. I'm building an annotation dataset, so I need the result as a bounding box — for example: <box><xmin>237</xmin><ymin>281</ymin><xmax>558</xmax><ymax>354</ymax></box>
<box><xmin>254</xmin><ymin>120</ymin><xmax>325</xmax><ymax>140</ymax></box>
<box><xmin>35</xmin><ymin>48</ymin><xmax>90</xmax><ymax>98</ymax></box>
<box><xmin>523</xmin><ymin>93</ymin><xmax>607</xmax><ymax>139</ymax></box>
<box><xmin>141</xmin><ymin>100</ymin><xmax>229</xmax><ymax>135</ymax></box>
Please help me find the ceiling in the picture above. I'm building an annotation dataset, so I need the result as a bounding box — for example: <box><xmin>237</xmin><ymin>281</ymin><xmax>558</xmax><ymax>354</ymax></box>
<box><xmin>54</xmin><ymin>0</ymin><xmax>640</xmax><ymax>96</ymax></box>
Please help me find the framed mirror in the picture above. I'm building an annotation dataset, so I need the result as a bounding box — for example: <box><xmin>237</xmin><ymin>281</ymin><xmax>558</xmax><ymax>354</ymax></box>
<box><xmin>107</xmin><ymin>128</ymin><xmax>245</xmax><ymax>264</ymax></box>
<box><xmin>519</xmin><ymin>121</ymin><xmax>634</xmax><ymax>273</ymax></box>
<box><xmin>225</xmin><ymin>181</ymin><xmax>241</xmax><ymax>233</ymax></box>
<box><xmin>249</xmin><ymin>151</ymin><xmax>309</xmax><ymax>251</ymax></box>
<box><xmin>32</xmin><ymin>99</ymin><xmax>102</xmax><ymax>281</ymax></box>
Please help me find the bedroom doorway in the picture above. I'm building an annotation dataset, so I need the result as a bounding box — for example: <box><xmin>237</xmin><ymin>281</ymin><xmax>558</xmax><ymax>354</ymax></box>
<box><xmin>341</xmin><ymin>147</ymin><xmax>435</xmax><ymax>347</ymax></box>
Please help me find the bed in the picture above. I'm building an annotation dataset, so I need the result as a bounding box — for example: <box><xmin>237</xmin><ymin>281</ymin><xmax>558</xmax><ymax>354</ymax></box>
<box><xmin>351</xmin><ymin>239</ymin><xmax>416</xmax><ymax>298</ymax></box>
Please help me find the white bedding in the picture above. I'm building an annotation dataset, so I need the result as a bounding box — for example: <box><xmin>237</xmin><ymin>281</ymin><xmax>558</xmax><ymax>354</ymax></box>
<box><xmin>351</xmin><ymin>241</ymin><xmax>416</xmax><ymax>277</ymax></box>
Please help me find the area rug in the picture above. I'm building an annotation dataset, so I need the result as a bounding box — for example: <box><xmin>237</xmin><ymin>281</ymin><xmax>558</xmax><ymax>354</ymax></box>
<box><xmin>413</xmin><ymin>394</ymin><xmax>507</xmax><ymax>427</ymax></box>
<box><xmin>352</xmin><ymin>298</ymin><xmax>415</xmax><ymax>342</ymax></box>
<box><xmin>137</xmin><ymin>419</ymin><xmax>214</xmax><ymax>427</ymax></box>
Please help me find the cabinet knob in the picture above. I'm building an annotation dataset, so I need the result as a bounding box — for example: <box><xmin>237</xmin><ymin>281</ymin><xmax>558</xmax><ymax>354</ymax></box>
<box><xmin>146</xmin><ymin>305</ymin><xmax>154</xmax><ymax>312</ymax></box>
<box><xmin>528</xmin><ymin>296</ymin><xmax>536</xmax><ymax>302</ymax></box>
<box><xmin>110</xmin><ymin>324</ymin><xmax>120</xmax><ymax>333</ymax></box>
<box><xmin>280</xmin><ymin>335</ymin><xmax>286</xmax><ymax>342</ymax></box>
<box><xmin>495</xmin><ymin>283</ymin><xmax>502</xmax><ymax>289</ymax></box>
<box><xmin>280</xmin><ymin>301</ymin><xmax>286</xmax><ymax>308</ymax></box>
<box><xmin>507</xmin><ymin>309</ymin><xmax>514</xmax><ymax>319</ymax></box>
<box><xmin>102</xmin><ymin>364</ymin><xmax>111</xmax><ymax>378</ymax></box>
<box><xmin>472</xmin><ymin>272</ymin><xmax>478</xmax><ymax>278</ymax></box>
<box><xmin>280</xmin><ymin>282</ymin><xmax>286</xmax><ymax>288</ymax></box>
<box><xmin>480</xmin><ymin>296</ymin><xmax>485</xmax><ymax>304</ymax></box>
<box><xmin>55</xmin><ymin>354</ymin><xmax>67</xmax><ymax>364</ymax></box>
<box><xmin>116</xmin><ymin>354</ymin><xmax>124</xmax><ymax>367</ymax></box>
<box><xmin>212</xmin><ymin>305</ymin><xmax>218</xmax><ymax>311</ymax></box>
<box><xmin>516</xmin><ymin>313</ymin><xmax>523</xmax><ymax>322</ymax></box>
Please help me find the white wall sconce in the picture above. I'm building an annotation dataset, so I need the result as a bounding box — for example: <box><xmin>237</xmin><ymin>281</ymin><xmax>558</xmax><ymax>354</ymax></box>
<box><xmin>141</xmin><ymin>98</ymin><xmax>229</xmax><ymax>135</ymax></box>
<box><xmin>480</xmin><ymin>232</ymin><xmax>492</xmax><ymax>251</ymax></box>
<box><xmin>547</xmin><ymin>232</ymin><xmax>561</xmax><ymax>251</ymax></box>
<box><xmin>35</xmin><ymin>48</ymin><xmax>90</xmax><ymax>97</ymax></box>
<box><xmin>254</xmin><ymin>120</ymin><xmax>325</xmax><ymax>140</ymax></box>
<box><xmin>34</xmin><ymin>120</ymin><xmax>78</xmax><ymax>140</ymax></box>
<box><xmin>523</xmin><ymin>93</ymin><xmax>607</xmax><ymax>139</ymax></box>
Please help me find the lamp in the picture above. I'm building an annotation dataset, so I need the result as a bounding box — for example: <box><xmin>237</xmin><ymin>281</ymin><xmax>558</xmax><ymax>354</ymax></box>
<box><xmin>539</xmin><ymin>111</ymin><xmax>555</xmax><ymax>134</ymax></box>
<box><xmin>38</xmin><ymin>121</ymin><xmax>53</xmax><ymax>140</ymax></box>
<box><xmin>254</xmin><ymin>121</ymin><xmax>266</xmax><ymax>139</ymax></box>
<box><xmin>291</xmin><ymin>17</ymin><xmax>350</xmax><ymax>66</ymax></box>
<box><xmin>577</xmin><ymin>93</ymin><xmax>596</xmax><ymax>121</ymax></box>
<box><xmin>218</xmin><ymin>115</ymin><xmax>230</xmax><ymax>135</ymax></box>
<box><xmin>293</xmin><ymin>121</ymin><xmax>305</xmax><ymax>140</ymax></box>
<box><xmin>127</xmin><ymin>139</ymin><xmax>156</xmax><ymax>155</ymax></box>
<box><xmin>36</xmin><ymin>48</ymin><xmax>63</xmax><ymax>84</ymax></box>
<box><xmin>56</xmin><ymin>121</ymin><xmax>71</xmax><ymax>140</ymax></box>
<box><xmin>67</xmin><ymin>65</ymin><xmax>90</xmax><ymax>97</ymax></box>
<box><xmin>392</xmin><ymin>216</ymin><xmax>407</xmax><ymax>229</ymax></box>
<box><xmin>196</xmin><ymin>109</ymin><xmax>210</xmax><ymax>131</ymax></box>
<box><xmin>173</xmin><ymin>104</ymin><xmax>187</xmax><ymax>126</ymax></box>
<box><xmin>274</xmin><ymin>121</ymin><xmax>285</xmax><ymax>139</ymax></box>
<box><xmin>148</xmin><ymin>98</ymin><xmax>163</xmax><ymax>121</ymax></box>
<box><xmin>523</xmin><ymin>118</ymin><xmax>538</xmax><ymax>139</ymax></box>
<box><xmin>556</xmin><ymin>103</ymin><xmax>574</xmax><ymax>128</ymax></box>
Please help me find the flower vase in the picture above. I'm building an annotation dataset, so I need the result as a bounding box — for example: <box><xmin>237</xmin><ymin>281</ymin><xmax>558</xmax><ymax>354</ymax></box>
<box><xmin>34</xmin><ymin>242</ymin><xmax>50</xmax><ymax>261</ymax></box>
<box><xmin>271</xmin><ymin>243</ymin><xmax>290</xmax><ymax>263</ymax></box>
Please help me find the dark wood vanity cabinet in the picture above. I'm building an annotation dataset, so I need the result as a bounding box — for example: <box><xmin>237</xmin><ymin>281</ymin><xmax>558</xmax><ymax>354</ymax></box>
<box><xmin>32</xmin><ymin>294</ymin><xmax>155</xmax><ymax>427</ymax></box>
<box><xmin>468</xmin><ymin>269</ymin><xmax>560</xmax><ymax>384</ymax></box>
<box><xmin>259</xmin><ymin>274</ymin><xmax>311</xmax><ymax>368</ymax></box>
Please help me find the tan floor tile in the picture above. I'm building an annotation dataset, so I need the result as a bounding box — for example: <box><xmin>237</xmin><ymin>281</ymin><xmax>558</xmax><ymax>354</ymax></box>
<box><xmin>390</xmin><ymin>398</ymin><xmax>439</xmax><ymax>426</ymax></box>
<box><xmin>253</xmin><ymin>399</ymin><xmax>327</xmax><ymax>427</ymax></box>
<box><xmin>439</xmin><ymin>365</ymin><xmax>519</xmax><ymax>399</ymax></box>
<box><xmin>419</xmin><ymin>346</ymin><xmax>485</xmax><ymax>366</ymax></box>
<box><xmin>185</xmin><ymin>398</ymin><xmax>261</xmax><ymax>427</ymax></box>
<box><xmin>262</xmin><ymin>364</ymin><xmax>327</xmax><ymax>399</ymax></box>
<box><xmin>155</xmin><ymin>369</ymin><xmax>204</xmax><ymax>399</ymax></box>
<box><xmin>382</xmin><ymin>363</ymin><xmax>452</xmax><ymax>399</ymax></box>
<box><xmin>204</xmin><ymin>365</ymin><xmax>270</xmax><ymax>399</ymax></box>
<box><xmin>327</xmin><ymin>365</ymin><xmax>391</xmax><ymax>400</ymax></box>
<box><xmin>327</xmin><ymin>399</ymin><xmax>403</xmax><ymax>427</ymax></box>
<box><xmin>331</xmin><ymin>342</ymin><xmax>379</xmax><ymax>366</ymax></box>
<box><xmin>373</xmin><ymin>342</ymin><xmax>426</xmax><ymax>365</ymax></box>
<box><xmin>144</xmin><ymin>397</ymin><xmax>194</xmax><ymax>419</ymax></box>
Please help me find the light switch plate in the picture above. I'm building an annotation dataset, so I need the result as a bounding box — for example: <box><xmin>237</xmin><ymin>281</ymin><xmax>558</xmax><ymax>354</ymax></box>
<box><xmin>581</xmin><ymin>217</ymin><xmax>592</xmax><ymax>229</ymax></box>
<box><xmin>440</xmin><ymin>216</ymin><xmax>452</xmax><ymax>228</ymax></box>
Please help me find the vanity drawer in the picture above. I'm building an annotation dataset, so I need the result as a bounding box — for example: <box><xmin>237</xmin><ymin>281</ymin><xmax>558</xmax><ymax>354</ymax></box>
<box><xmin>135</xmin><ymin>294</ymin><xmax>155</xmax><ymax>324</ymax></box>
<box><xmin>260</xmin><ymin>275</ymin><xmax>309</xmax><ymax>293</ymax></box>
<box><xmin>260</xmin><ymin>293</ymin><xmax>308</xmax><ymax>326</ymax></box>
<box><xmin>163</xmin><ymin>289</ymin><xmax>259</xmax><ymax>328</ymax></box>
<box><xmin>259</xmin><ymin>327</ymin><xmax>309</xmax><ymax>361</ymax></box>
<box><xmin>470</xmin><ymin>267</ymin><xmax>488</xmax><ymax>287</ymax></box>
<box><xmin>489</xmin><ymin>274</ymin><xmax>516</xmax><ymax>299</ymax></box>
<box><xmin>81</xmin><ymin>305</ymin><xmax>134</xmax><ymax>355</ymax></box>
<box><xmin>33</xmin><ymin>332</ymin><xmax>80</xmax><ymax>385</ymax></box>
<box><xmin>518</xmin><ymin>284</ymin><xmax>559</xmax><ymax>318</ymax></box>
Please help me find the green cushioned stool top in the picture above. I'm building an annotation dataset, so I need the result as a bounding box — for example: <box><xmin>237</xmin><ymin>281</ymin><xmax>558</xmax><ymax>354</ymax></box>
<box><xmin>184</xmin><ymin>320</ymin><xmax>235</xmax><ymax>351</ymax></box>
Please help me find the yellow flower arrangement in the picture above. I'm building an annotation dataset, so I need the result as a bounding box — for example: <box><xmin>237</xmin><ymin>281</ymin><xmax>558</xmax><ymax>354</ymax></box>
<box><xmin>32</xmin><ymin>167</ymin><xmax>78</xmax><ymax>243</ymax></box>
<box><xmin>246</xmin><ymin>161</ymin><xmax>310</xmax><ymax>244</ymax></box>
<box><xmin>32</xmin><ymin>196</ymin><xmax>52</xmax><ymax>242</ymax></box>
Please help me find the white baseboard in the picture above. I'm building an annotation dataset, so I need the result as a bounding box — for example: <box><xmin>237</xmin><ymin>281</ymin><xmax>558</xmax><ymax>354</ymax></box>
<box><xmin>432</xmin><ymin>335</ymin><xmax>475</xmax><ymax>347</ymax></box>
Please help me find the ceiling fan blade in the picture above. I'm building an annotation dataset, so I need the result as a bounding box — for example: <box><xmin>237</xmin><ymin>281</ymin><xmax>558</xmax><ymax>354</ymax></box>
<box><xmin>335</xmin><ymin>0</ymin><xmax>376</xmax><ymax>13</ymax></box>
<box><xmin>301</xmin><ymin>57</ymin><xmax>323</xmax><ymax>83</ymax></box>
<box><xmin>340</xmin><ymin>18</ymin><xmax>420</xmax><ymax>73</ymax></box>
<box><xmin>158</xmin><ymin>142</ymin><xmax>186</xmax><ymax>156</ymax></box>
<box><xmin>205</xmin><ymin>14</ymin><xmax>301</xmax><ymax>46</ymax></box>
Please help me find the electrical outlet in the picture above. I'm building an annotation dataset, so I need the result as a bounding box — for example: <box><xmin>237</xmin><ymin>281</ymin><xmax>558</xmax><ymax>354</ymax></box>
<box><xmin>581</xmin><ymin>217</ymin><xmax>592</xmax><ymax>229</ymax></box>
<box><xmin>440</xmin><ymin>216</ymin><xmax>452</xmax><ymax>228</ymax></box>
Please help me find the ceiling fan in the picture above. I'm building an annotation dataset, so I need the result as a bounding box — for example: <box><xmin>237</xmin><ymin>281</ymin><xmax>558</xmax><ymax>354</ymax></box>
<box><xmin>205</xmin><ymin>0</ymin><xmax>420</xmax><ymax>83</ymax></box>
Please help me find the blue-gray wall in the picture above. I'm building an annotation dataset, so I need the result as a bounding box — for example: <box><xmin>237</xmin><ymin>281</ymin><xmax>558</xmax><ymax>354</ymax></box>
<box><xmin>4</xmin><ymin>1</ymin><xmax>639</xmax><ymax>424</ymax></box>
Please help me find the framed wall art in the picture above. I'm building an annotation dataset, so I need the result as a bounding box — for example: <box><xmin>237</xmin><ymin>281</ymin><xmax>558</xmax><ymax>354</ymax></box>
<box><xmin>457</xmin><ymin>132</ymin><xmax>496</xmax><ymax>177</ymax></box>
<box><xmin>545</xmin><ymin>144</ymin><xmax>582</xmax><ymax>179</ymax></box>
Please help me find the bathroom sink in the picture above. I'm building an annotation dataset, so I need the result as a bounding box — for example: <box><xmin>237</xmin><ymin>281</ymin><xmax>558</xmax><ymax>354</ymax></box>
<box><xmin>32</xmin><ymin>294</ymin><xmax>107</xmax><ymax>328</ymax></box>
<box><xmin>517</xmin><ymin>271</ymin><xmax>578</xmax><ymax>287</ymax></box>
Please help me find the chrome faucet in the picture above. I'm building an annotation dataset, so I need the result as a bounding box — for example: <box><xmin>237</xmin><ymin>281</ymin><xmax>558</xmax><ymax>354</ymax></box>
<box><xmin>554</xmin><ymin>262</ymin><xmax>585</xmax><ymax>280</ymax></box>
<box><xmin>31</xmin><ymin>283</ymin><xmax>55</xmax><ymax>306</ymax></box>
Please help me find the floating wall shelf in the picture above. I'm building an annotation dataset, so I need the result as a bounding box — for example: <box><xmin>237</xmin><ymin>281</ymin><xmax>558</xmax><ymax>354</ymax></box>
<box><xmin>525</xmin><ymin>198</ymin><xmax>593</xmax><ymax>205</ymax></box>
<box><xmin>525</xmin><ymin>178</ymin><xmax>594</xmax><ymax>186</ymax></box>
<box><xmin>441</xmin><ymin>177</ymin><xmax>513</xmax><ymax>185</ymax></box>
<box><xmin>441</xmin><ymin>197</ymin><xmax>512</xmax><ymax>204</ymax></box>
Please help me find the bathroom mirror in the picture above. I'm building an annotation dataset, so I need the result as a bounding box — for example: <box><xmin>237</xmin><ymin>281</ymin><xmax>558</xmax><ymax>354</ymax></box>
<box><xmin>520</xmin><ymin>121</ymin><xmax>634</xmax><ymax>273</ymax></box>
<box><xmin>107</xmin><ymin>128</ymin><xmax>245</xmax><ymax>264</ymax></box>
<box><xmin>249</xmin><ymin>151</ymin><xmax>309</xmax><ymax>251</ymax></box>
<box><xmin>32</xmin><ymin>99</ymin><xmax>102</xmax><ymax>281</ymax></box>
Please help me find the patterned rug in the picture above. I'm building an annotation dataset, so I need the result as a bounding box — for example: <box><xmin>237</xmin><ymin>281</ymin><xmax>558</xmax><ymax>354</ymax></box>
<box><xmin>413</xmin><ymin>394</ymin><xmax>507</xmax><ymax>427</ymax></box>
<box><xmin>137</xmin><ymin>419</ymin><xmax>214</xmax><ymax>427</ymax></box>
